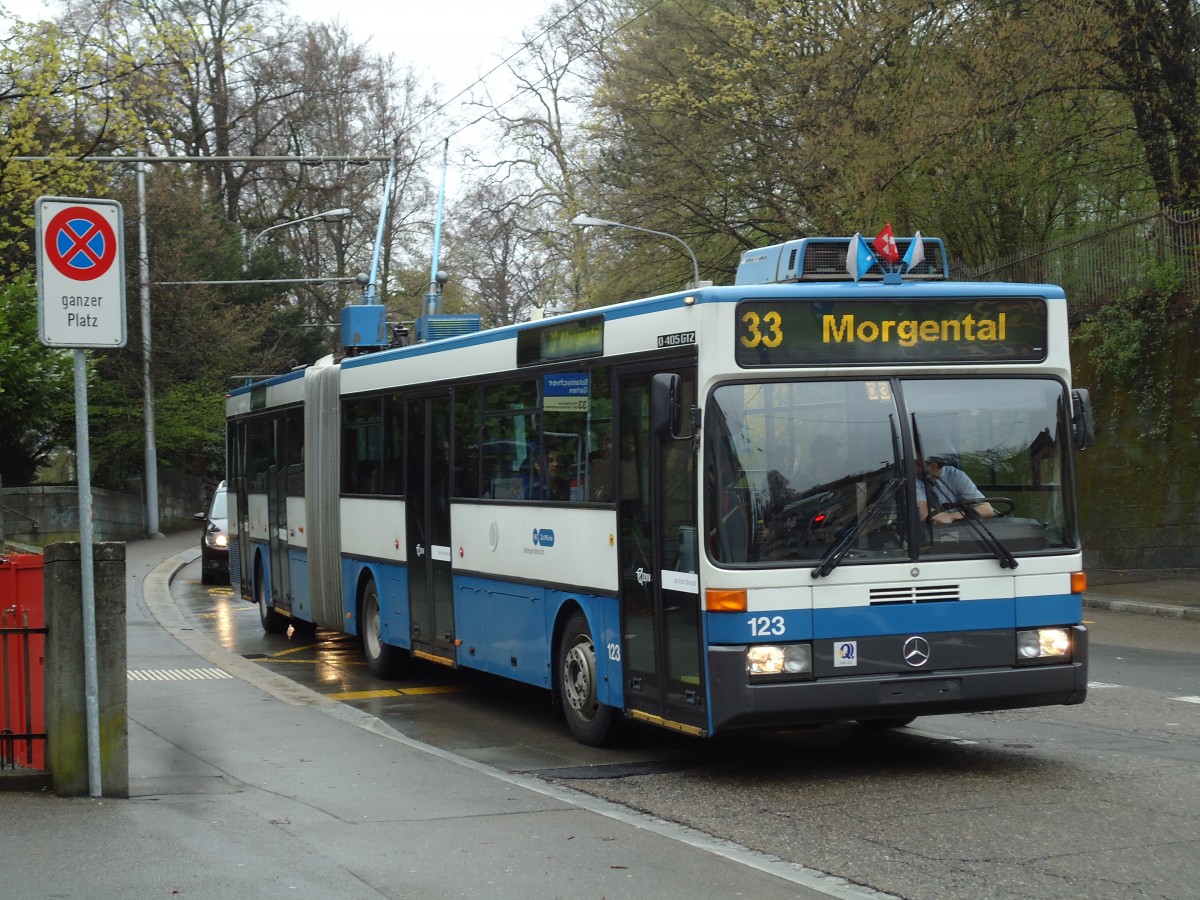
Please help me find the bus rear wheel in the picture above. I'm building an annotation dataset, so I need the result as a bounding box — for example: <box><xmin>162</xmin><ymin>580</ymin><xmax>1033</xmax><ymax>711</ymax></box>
<box><xmin>558</xmin><ymin>610</ymin><xmax>618</xmax><ymax>746</ymax></box>
<box><xmin>360</xmin><ymin>578</ymin><xmax>408</xmax><ymax>679</ymax></box>
<box><xmin>256</xmin><ymin>561</ymin><xmax>287</xmax><ymax>634</ymax></box>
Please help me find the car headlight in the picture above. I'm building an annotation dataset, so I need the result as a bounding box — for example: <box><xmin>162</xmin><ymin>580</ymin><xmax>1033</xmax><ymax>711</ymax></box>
<box><xmin>205</xmin><ymin>530</ymin><xmax>229</xmax><ymax>550</ymax></box>
<box><xmin>747</xmin><ymin>644</ymin><xmax>812</xmax><ymax>680</ymax></box>
<box><xmin>1016</xmin><ymin>628</ymin><xmax>1071</xmax><ymax>663</ymax></box>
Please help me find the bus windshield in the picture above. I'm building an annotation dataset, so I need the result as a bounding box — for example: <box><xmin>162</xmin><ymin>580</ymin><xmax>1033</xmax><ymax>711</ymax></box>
<box><xmin>705</xmin><ymin>377</ymin><xmax>1077</xmax><ymax>567</ymax></box>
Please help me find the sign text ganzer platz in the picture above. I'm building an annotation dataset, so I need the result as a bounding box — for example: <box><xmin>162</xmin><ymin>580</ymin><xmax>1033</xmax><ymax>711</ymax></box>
<box><xmin>35</xmin><ymin>197</ymin><xmax>127</xmax><ymax>349</ymax></box>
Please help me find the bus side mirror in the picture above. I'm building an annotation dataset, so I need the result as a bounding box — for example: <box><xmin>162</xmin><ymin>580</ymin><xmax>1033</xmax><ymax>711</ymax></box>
<box><xmin>1071</xmin><ymin>388</ymin><xmax>1095</xmax><ymax>450</ymax></box>
<box><xmin>651</xmin><ymin>373</ymin><xmax>683</xmax><ymax>439</ymax></box>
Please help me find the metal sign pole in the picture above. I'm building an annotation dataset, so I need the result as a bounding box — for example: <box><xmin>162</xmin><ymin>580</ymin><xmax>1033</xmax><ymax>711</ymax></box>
<box><xmin>73</xmin><ymin>349</ymin><xmax>103</xmax><ymax>797</ymax></box>
<box><xmin>36</xmin><ymin>196</ymin><xmax>127</xmax><ymax>798</ymax></box>
<box><xmin>137</xmin><ymin>164</ymin><xmax>161</xmax><ymax>537</ymax></box>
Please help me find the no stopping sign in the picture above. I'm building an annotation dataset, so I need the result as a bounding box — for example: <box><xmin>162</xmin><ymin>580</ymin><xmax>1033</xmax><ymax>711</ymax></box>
<box><xmin>35</xmin><ymin>196</ymin><xmax>127</xmax><ymax>348</ymax></box>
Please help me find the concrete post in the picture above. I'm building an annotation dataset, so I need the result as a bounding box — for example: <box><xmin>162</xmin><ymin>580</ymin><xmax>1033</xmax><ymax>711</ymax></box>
<box><xmin>43</xmin><ymin>542</ymin><xmax>128</xmax><ymax>797</ymax></box>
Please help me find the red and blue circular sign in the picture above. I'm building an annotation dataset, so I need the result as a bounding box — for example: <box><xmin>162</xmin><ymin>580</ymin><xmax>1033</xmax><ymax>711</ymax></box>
<box><xmin>44</xmin><ymin>206</ymin><xmax>118</xmax><ymax>281</ymax></box>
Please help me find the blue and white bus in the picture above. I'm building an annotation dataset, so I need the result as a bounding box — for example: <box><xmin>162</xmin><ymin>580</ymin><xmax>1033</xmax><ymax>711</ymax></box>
<box><xmin>225</xmin><ymin>233</ymin><xmax>1095</xmax><ymax>745</ymax></box>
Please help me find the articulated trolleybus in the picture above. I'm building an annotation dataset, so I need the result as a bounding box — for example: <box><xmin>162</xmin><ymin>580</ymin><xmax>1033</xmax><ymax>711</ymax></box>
<box><xmin>226</xmin><ymin>232</ymin><xmax>1096</xmax><ymax>745</ymax></box>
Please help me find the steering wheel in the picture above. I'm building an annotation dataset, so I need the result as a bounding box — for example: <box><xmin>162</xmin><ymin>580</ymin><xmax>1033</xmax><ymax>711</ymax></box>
<box><xmin>979</xmin><ymin>497</ymin><xmax>1015</xmax><ymax>517</ymax></box>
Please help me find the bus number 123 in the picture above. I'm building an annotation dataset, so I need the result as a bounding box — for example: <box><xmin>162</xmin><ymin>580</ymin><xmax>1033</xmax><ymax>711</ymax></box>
<box><xmin>749</xmin><ymin>615</ymin><xmax>786</xmax><ymax>637</ymax></box>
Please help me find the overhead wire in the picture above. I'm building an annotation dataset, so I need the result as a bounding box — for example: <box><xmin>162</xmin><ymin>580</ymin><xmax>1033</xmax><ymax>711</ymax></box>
<box><xmin>401</xmin><ymin>0</ymin><xmax>669</xmax><ymax>145</ymax></box>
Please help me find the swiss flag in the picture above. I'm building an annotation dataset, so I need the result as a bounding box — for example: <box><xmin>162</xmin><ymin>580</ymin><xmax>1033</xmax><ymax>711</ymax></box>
<box><xmin>873</xmin><ymin>223</ymin><xmax>900</xmax><ymax>265</ymax></box>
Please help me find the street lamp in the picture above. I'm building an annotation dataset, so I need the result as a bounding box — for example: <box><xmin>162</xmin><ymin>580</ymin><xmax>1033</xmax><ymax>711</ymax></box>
<box><xmin>246</xmin><ymin>207</ymin><xmax>352</xmax><ymax>261</ymax></box>
<box><xmin>570</xmin><ymin>214</ymin><xmax>701</xmax><ymax>289</ymax></box>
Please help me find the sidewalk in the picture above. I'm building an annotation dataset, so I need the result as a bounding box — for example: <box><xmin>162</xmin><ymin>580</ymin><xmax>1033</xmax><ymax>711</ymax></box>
<box><xmin>0</xmin><ymin>534</ymin><xmax>853</xmax><ymax>900</ymax></box>
<box><xmin>1084</xmin><ymin>567</ymin><xmax>1200</xmax><ymax>621</ymax></box>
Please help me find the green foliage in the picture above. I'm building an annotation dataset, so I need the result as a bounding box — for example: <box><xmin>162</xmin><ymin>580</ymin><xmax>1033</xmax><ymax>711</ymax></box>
<box><xmin>1074</xmin><ymin>270</ymin><xmax>1176</xmax><ymax>438</ymax></box>
<box><xmin>1075</xmin><ymin>294</ymin><xmax>1161</xmax><ymax>385</ymax></box>
<box><xmin>1146</xmin><ymin>259</ymin><xmax>1184</xmax><ymax>299</ymax></box>
<box><xmin>0</xmin><ymin>16</ymin><xmax>155</xmax><ymax>274</ymax></box>
<box><xmin>576</xmin><ymin>0</ymin><xmax>1155</xmax><ymax>285</ymax></box>
<box><xmin>0</xmin><ymin>277</ymin><xmax>76</xmax><ymax>484</ymax></box>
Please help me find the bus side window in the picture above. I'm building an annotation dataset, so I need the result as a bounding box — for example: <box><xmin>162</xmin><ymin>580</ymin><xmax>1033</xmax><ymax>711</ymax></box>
<box><xmin>382</xmin><ymin>394</ymin><xmax>405</xmax><ymax>496</ymax></box>
<box><xmin>453</xmin><ymin>385</ymin><xmax>480</xmax><ymax>498</ymax></box>
<box><xmin>343</xmin><ymin>396</ymin><xmax>382</xmax><ymax>495</ymax></box>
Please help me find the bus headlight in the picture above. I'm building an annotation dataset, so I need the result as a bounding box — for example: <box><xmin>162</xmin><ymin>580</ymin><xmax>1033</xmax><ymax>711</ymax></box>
<box><xmin>1016</xmin><ymin>628</ymin><xmax>1071</xmax><ymax>663</ymax></box>
<box><xmin>747</xmin><ymin>644</ymin><xmax>812</xmax><ymax>679</ymax></box>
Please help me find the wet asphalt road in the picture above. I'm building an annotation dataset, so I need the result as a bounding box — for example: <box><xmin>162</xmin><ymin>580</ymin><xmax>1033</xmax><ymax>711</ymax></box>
<box><xmin>173</xmin><ymin>561</ymin><xmax>1200</xmax><ymax>900</ymax></box>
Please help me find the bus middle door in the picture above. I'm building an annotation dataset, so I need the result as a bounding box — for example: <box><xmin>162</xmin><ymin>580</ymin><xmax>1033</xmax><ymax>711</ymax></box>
<box><xmin>405</xmin><ymin>392</ymin><xmax>456</xmax><ymax>665</ymax></box>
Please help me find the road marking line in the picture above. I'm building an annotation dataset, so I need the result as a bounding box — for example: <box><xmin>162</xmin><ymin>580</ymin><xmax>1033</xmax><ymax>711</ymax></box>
<box><xmin>128</xmin><ymin>668</ymin><xmax>233</xmax><ymax>681</ymax></box>
<box><xmin>249</xmin><ymin>657</ymin><xmax>367</xmax><ymax>666</ymax></box>
<box><xmin>1172</xmin><ymin>696</ymin><xmax>1200</xmax><ymax>704</ymax></box>
<box><xmin>271</xmin><ymin>643</ymin><xmax>318</xmax><ymax>657</ymax></box>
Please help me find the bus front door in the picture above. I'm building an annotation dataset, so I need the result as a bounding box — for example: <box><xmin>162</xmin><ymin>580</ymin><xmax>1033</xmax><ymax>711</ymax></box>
<box><xmin>405</xmin><ymin>393</ymin><xmax>456</xmax><ymax>665</ymax></box>
<box><xmin>617</xmin><ymin>369</ymin><xmax>705</xmax><ymax>736</ymax></box>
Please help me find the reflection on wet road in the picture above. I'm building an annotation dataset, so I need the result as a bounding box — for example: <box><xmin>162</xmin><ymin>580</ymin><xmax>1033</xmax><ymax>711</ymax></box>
<box><xmin>172</xmin><ymin>561</ymin><xmax>710</xmax><ymax>773</ymax></box>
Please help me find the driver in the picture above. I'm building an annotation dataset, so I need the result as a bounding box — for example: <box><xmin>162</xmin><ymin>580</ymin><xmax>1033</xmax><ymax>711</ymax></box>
<box><xmin>916</xmin><ymin>455</ymin><xmax>995</xmax><ymax>524</ymax></box>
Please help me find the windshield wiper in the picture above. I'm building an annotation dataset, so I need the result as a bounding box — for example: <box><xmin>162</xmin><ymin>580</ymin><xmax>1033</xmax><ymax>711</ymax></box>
<box><xmin>812</xmin><ymin>477</ymin><xmax>905</xmax><ymax>579</ymax></box>
<box><xmin>945</xmin><ymin>500</ymin><xmax>1019</xmax><ymax>569</ymax></box>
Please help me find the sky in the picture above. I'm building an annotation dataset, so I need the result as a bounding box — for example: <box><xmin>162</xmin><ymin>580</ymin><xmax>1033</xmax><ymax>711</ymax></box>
<box><xmin>3</xmin><ymin>0</ymin><xmax>560</xmax><ymax>198</ymax></box>
<box><xmin>287</xmin><ymin>0</ymin><xmax>556</xmax><ymax>116</ymax></box>
<box><xmin>3</xmin><ymin>0</ymin><xmax>557</xmax><ymax>120</ymax></box>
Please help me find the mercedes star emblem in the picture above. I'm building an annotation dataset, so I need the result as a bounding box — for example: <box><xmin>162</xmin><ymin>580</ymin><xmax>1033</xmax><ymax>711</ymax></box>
<box><xmin>903</xmin><ymin>635</ymin><xmax>932</xmax><ymax>667</ymax></box>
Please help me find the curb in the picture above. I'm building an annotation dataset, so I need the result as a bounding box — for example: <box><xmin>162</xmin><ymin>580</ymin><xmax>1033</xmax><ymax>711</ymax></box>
<box><xmin>0</xmin><ymin>769</ymin><xmax>52</xmax><ymax>791</ymax></box>
<box><xmin>1083</xmin><ymin>596</ymin><xmax>1200</xmax><ymax>621</ymax></box>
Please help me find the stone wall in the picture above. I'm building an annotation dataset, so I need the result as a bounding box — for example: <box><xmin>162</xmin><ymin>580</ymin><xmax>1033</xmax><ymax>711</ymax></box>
<box><xmin>1073</xmin><ymin>319</ymin><xmax>1200</xmax><ymax>569</ymax></box>
<box><xmin>1</xmin><ymin>470</ymin><xmax>209</xmax><ymax>545</ymax></box>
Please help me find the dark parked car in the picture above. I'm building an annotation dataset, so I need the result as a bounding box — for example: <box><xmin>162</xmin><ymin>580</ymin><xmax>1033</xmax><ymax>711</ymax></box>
<box><xmin>194</xmin><ymin>481</ymin><xmax>229</xmax><ymax>585</ymax></box>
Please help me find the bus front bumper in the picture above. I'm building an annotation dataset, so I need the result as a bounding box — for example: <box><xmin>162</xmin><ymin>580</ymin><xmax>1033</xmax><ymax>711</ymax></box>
<box><xmin>707</xmin><ymin>626</ymin><xmax>1088</xmax><ymax>733</ymax></box>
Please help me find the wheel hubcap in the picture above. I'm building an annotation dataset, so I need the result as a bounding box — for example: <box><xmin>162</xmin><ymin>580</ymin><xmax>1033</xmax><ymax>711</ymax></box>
<box><xmin>563</xmin><ymin>640</ymin><xmax>595</xmax><ymax>716</ymax></box>
<box><xmin>365</xmin><ymin>597</ymin><xmax>380</xmax><ymax>657</ymax></box>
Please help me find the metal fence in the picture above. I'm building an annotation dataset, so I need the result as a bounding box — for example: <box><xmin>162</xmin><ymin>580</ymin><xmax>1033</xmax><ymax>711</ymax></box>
<box><xmin>1</xmin><ymin>607</ymin><xmax>47</xmax><ymax>771</ymax></box>
<box><xmin>957</xmin><ymin>209</ymin><xmax>1200</xmax><ymax>314</ymax></box>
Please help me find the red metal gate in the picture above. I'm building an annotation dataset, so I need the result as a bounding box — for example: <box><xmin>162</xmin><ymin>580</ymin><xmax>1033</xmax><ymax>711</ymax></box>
<box><xmin>1</xmin><ymin>554</ymin><xmax>46</xmax><ymax>772</ymax></box>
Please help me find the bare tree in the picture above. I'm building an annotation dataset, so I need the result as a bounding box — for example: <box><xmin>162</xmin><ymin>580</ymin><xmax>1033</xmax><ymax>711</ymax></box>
<box><xmin>445</xmin><ymin>180</ymin><xmax>555</xmax><ymax>327</ymax></box>
<box><xmin>462</xmin><ymin>0</ymin><xmax>621</xmax><ymax>309</ymax></box>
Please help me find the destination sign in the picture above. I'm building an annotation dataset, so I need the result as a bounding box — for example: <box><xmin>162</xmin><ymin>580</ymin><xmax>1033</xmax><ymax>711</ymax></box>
<box><xmin>543</xmin><ymin>373</ymin><xmax>590</xmax><ymax>411</ymax></box>
<box><xmin>517</xmin><ymin>315</ymin><xmax>604</xmax><ymax>367</ymax></box>
<box><xmin>734</xmin><ymin>297</ymin><xmax>1047</xmax><ymax>367</ymax></box>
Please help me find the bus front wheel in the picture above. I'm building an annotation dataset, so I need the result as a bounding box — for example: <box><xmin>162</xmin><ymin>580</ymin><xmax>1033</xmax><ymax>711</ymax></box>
<box><xmin>558</xmin><ymin>610</ymin><xmax>618</xmax><ymax>746</ymax></box>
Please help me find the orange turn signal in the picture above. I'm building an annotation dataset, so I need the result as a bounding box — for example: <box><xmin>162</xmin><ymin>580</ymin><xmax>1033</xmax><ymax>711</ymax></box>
<box><xmin>706</xmin><ymin>588</ymin><xmax>747</xmax><ymax>612</ymax></box>
<box><xmin>1071</xmin><ymin>571</ymin><xmax>1087</xmax><ymax>594</ymax></box>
